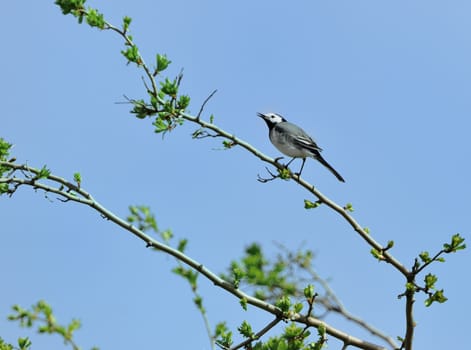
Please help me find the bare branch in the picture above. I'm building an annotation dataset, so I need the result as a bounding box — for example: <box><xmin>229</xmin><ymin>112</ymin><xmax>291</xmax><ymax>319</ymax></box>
<box><xmin>197</xmin><ymin>89</ymin><xmax>218</xmax><ymax>121</ymax></box>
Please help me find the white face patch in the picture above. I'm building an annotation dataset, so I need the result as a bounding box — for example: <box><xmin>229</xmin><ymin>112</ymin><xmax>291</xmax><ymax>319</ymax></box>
<box><xmin>264</xmin><ymin>113</ymin><xmax>284</xmax><ymax>124</ymax></box>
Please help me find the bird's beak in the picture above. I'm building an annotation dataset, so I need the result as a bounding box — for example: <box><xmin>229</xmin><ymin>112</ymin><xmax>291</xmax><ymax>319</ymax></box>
<box><xmin>257</xmin><ymin>112</ymin><xmax>266</xmax><ymax>119</ymax></box>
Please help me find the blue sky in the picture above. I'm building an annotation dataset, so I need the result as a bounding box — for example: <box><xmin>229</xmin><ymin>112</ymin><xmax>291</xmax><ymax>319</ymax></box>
<box><xmin>1</xmin><ymin>1</ymin><xmax>470</xmax><ymax>349</ymax></box>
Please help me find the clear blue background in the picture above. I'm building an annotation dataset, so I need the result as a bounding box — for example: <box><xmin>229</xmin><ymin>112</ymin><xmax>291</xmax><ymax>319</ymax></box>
<box><xmin>1</xmin><ymin>1</ymin><xmax>469</xmax><ymax>349</ymax></box>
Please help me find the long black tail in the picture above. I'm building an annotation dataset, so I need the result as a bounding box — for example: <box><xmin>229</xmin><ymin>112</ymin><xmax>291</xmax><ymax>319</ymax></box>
<box><xmin>315</xmin><ymin>154</ymin><xmax>345</xmax><ymax>182</ymax></box>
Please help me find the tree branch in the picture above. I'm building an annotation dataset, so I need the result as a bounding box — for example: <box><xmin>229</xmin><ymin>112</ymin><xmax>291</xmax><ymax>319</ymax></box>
<box><xmin>0</xmin><ymin>160</ymin><xmax>388</xmax><ymax>350</ymax></box>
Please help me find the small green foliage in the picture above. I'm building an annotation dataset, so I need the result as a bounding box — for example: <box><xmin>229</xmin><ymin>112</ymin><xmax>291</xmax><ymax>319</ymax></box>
<box><xmin>363</xmin><ymin>227</ymin><xmax>370</xmax><ymax>234</ymax></box>
<box><xmin>0</xmin><ymin>138</ymin><xmax>13</xmax><ymax>181</ymax></box>
<box><xmin>153</xmin><ymin>117</ymin><xmax>171</xmax><ymax>134</ymax></box>
<box><xmin>209</xmin><ymin>114</ymin><xmax>215</xmax><ymax>123</ymax></box>
<box><xmin>419</xmin><ymin>251</ymin><xmax>431</xmax><ymax>263</ymax></box>
<box><xmin>231</xmin><ymin>264</ymin><xmax>245</xmax><ymax>288</ymax></box>
<box><xmin>160</xmin><ymin>229</ymin><xmax>173</xmax><ymax>243</ymax></box>
<box><xmin>37</xmin><ymin>166</ymin><xmax>51</xmax><ymax>179</ymax></box>
<box><xmin>386</xmin><ymin>240</ymin><xmax>394</xmax><ymax>249</ymax></box>
<box><xmin>303</xmin><ymin>284</ymin><xmax>315</xmax><ymax>300</ymax></box>
<box><xmin>222</xmin><ymin>140</ymin><xmax>235</xmax><ymax>149</ymax></box>
<box><xmin>279</xmin><ymin>167</ymin><xmax>291</xmax><ymax>180</ymax></box>
<box><xmin>155</xmin><ymin>54</ymin><xmax>171</xmax><ymax>74</ymax></box>
<box><xmin>304</xmin><ymin>199</ymin><xmax>321</xmax><ymax>210</ymax></box>
<box><xmin>293</xmin><ymin>303</ymin><xmax>303</xmax><ymax>313</ymax></box>
<box><xmin>121</xmin><ymin>44</ymin><xmax>141</xmax><ymax>65</ymax></box>
<box><xmin>283</xmin><ymin>323</ymin><xmax>309</xmax><ymax>348</ymax></box>
<box><xmin>443</xmin><ymin>233</ymin><xmax>466</xmax><ymax>253</ymax></box>
<box><xmin>215</xmin><ymin>322</ymin><xmax>233</xmax><ymax>349</ymax></box>
<box><xmin>0</xmin><ymin>336</ymin><xmax>31</xmax><ymax>350</ymax></box>
<box><xmin>130</xmin><ymin>99</ymin><xmax>155</xmax><ymax>119</ymax></box>
<box><xmin>275</xmin><ymin>296</ymin><xmax>291</xmax><ymax>313</ymax></box>
<box><xmin>0</xmin><ymin>138</ymin><xmax>12</xmax><ymax>161</ymax></box>
<box><xmin>370</xmin><ymin>248</ymin><xmax>384</xmax><ymax>261</ymax></box>
<box><xmin>404</xmin><ymin>282</ymin><xmax>416</xmax><ymax>293</ymax></box>
<box><xmin>177</xmin><ymin>238</ymin><xmax>188</xmax><ymax>253</ymax></box>
<box><xmin>310</xmin><ymin>323</ymin><xmax>327</xmax><ymax>350</ymax></box>
<box><xmin>424</xmin><ymin>273</ymin><xmax>437</xmax><ymax>290</ymax></box>
<box><xmin>86</xmin><ymin>8</ymin><xmax>105</xmax><ymax>28</ymax></box>
<box><xmin>177</xmin><ymin>95</ymin><xmax>191</xmax><ymax>111</ymax></box>
<box><xmin>0</xmin><ymin>183</ymin><xmax>9</xmax><ymax>194</ymax></box>
<box><xmin>240</xmin><ymin>297</ymin><xmax>248</xmax><ymax>310</ymax></box>
<box><xmin>127</xmin><ymin>205</ymin><xmax>158</xmax><ymax>233</ymax></box>
<box><xmin>17</xmin><ymin>338</ymin><xmax>32</xmax><ymax>350</ymax></box>
<box><xmin>172</xmin><ymin>266</ymin><xmax>198</xmax><ymax>291</ymax></box>
<box><xmin>8</xmin><ymin>300</ymin><xmax>92</xmax><ymax>349</ymax></box>
<box><xmin>122</xmin><ymin>16</ymin><xmax>132</xmax><ymax>32</ymax></box>
<box><xmin>344</xmin><ymin>202</ymin><xmax>354</xmax><ymax>212</ymax></box>
<box><xmin>55</xmin><ymin>0</ymin><xmax>86</xmax><ymax>16</ymax></box>
<box><xmin>193</xmin><ymin>295</ymin><xmax>204</xmax><ymax>313</ymax></box>
<box><xmin>160</xmin><ymin>78</ymin><xmax>178</xmax><ymax>97</ymax></box>
<box><xmin>238</xmin><ymin>320</ymin><xmax>255</xmax><ymax>339</ymax></box>
<box><xmin>425</xmin><ymin>289</ymin><xmax>448</xmax><ymax>307</ymax></box>
<box><xmin>73</xmin><ymin>172</ymin><xmax>81</xmax><ymax>186</ymax></box>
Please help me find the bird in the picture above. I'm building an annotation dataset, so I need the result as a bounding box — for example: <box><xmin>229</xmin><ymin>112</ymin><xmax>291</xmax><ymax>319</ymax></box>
<box><xmin>257</xmin><ymin>112</ymin><xmax>345</xmax><ymax>182</ymax></box>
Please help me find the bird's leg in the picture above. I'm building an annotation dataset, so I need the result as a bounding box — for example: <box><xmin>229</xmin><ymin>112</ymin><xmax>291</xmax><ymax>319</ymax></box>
<box><xmin>285</xmin><ymin>157</ymin><xmax>296</xmax><ymax>167</ymax></box>
<box><xmin>295</xmin><ymin>158</ymin><xmax>306</xmax><ymax>176</ymax></box>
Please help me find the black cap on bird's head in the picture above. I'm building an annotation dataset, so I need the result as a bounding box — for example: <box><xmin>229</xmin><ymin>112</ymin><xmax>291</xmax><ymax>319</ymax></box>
<box><xmin>257</xmin><ymin>112</ymin><xmax>287</xmax><ymax>128</ymax></box>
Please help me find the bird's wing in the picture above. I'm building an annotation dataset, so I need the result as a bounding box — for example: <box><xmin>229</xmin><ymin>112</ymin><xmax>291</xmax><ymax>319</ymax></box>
<box><xmin>274</xmin><ymin>122</ymin><xmax>323</xmax><ymax>153</ymax></box>
<box><xmin>293</xmin><ymin>134</ymin><xmax>323</xmax><ymax>152</ymax></box>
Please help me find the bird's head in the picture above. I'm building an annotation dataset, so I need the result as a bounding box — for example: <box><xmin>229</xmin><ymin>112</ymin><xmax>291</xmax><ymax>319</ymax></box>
<box><xmin>257</xmin><ymin>112</ymin><xmax>286</xmax><ymax>128</ymax></box>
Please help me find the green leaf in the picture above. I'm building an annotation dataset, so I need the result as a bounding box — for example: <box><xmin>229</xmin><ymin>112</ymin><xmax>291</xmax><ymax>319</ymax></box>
<box><xmin>160</xmin><ymin>78</ymin><xmax>178</xmax><ymax>97</ymax></box>
<box><xmin>122</xmin><ymin>16</ymin><xmax>132</xmax><ymax>32</ymax></box>
<box><xmin>156</xmin><ymin>54</ymin><xmax>171</xmax><ymax>74</ymax></box>
<box><xmin>193</xmin><ymin>295</ymin><xmax>204</xmax><ymax>313</ymax></box>
<box><xmin>239</xmin><ymin>297</ymin><xmax>248</xmax><ymax>311</ymax></box>
<box><xmin>161</xmin><ymin>229</ymin><xmax>173</xmax><ymax>242</ymax></box>
<box><xmin>419</xmin><ymin>251</ymin><xmax>430</xmax><ymax>263</ymax></box>
<box><xmin>177</xmin><ymin>239</ymin><xmax>187</xmax><ymax>252</ymax></box>
<box><xmin>121</xmin><ymin>45</ymin><xmax>141</xmax><ymax>65</ymax></box>
<box><xmin>344</xmin><ymin>202</ymin><xmax>354</xmax><ymax>212</ymax></box>
<box><xmin>425</xmin><ymin>289</ymin><xmax>448</xmax><ymax>307</ymax></box>
<box><xmin>293</xmin><ymin>303</ymin><xmax>303</xmax><ymax>313</ymax></box>
<box><xmin>424</xmin><ymin>273</ymin><xmax>438</xmax><ymax>289</ymax></box>
<box><xmin>237</xmin><ymin>320</ymin><xmax>254</xmax><ymax>338</ymax></box>
<box><xmin>55</xmin><ymin>0</ymin><xmax>86</xmax><ymax>15</ymax></box>
<box><xmin>443</xmin><ymin>233</ymin><xmax>466</xmax><ymax>253</ymax></box>
<box><xmin>304</xmin><ymin>199</ymin><xmax>321</xmax><ymax>209</ymax></box>
<box><xmin>405</xmin><ymin>282</ymin><xmax>416</xmax><ymax>292</ymax></box>
<box><xmin>0</xmin><ymin>138</ymin><xmax>12</xmax><ymax>160</ymax></box>
<box><xmin>153</xmin><ymin>117</ymin><xmax>170</xmax><ymax>134</ymax></box>
<box><xmin>177</xmin><ymin>95</ymin><xmax>191</xmax><ymax>111</ymax></box>
<box><xmin>231</xmin><ymin>265</ymin><xmax>244</xmax><ymax>288</ymax></box>
<box><xmin>279</xmin><ymin>167</ymin><xmax>291</xmax><ymax>180</ymax></box>
<box><xmin>370</xmin><ymin>248</ymin><xmax>384</xmax><ymax>261</ymax></box>
<box><xmin>37</xmin><ymin>166</ymin><xmax>51</xmax><ymax>179</ymax></box>
<box><xmin>18</xmin><ymin>337</ymin><xmax>32</xmax><ymax>349</ymax></box>
<box><xmin>275</xmin><ymin>296</ymin><xmax>291</xmax><ymax>313</ymax></box>
<box><xmin>73</xmin><ymin>172</ymin><xmax>81</xmax><ymax>186</ymax></box>
<box><xmin>0</xmin><ymin>183</ymin><xmax>9</xmax><ymax>195</ymax></box>
<box><xmin>86</xmin><ymin>8</ymin><xmax>105</xmax><ymax>29</ymax></box>
<box><xmin>222</xmin><ymin>140</ymin><xmax>235</xmax><ymax>149</ymax></box>
<box><xmin>303</xmin><ymin>284</ymin><xmax>315</xmax><ymax>299</ymax></box>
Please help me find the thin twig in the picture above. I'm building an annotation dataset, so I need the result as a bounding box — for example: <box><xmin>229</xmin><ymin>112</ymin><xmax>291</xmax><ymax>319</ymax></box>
<box><xmin>197</xmin><ymin>89</ymin><xmax>218</xmax><ymax>121</ymax></box>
